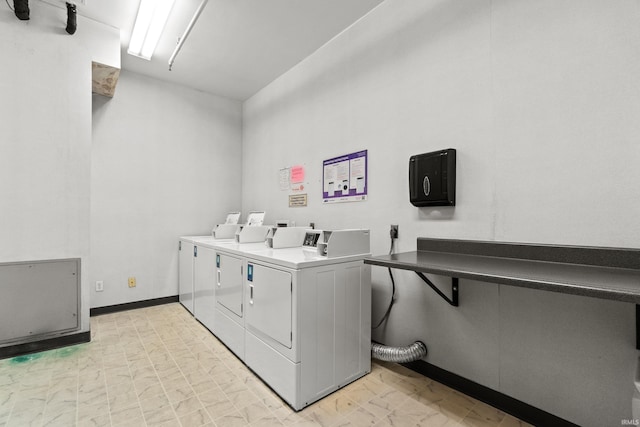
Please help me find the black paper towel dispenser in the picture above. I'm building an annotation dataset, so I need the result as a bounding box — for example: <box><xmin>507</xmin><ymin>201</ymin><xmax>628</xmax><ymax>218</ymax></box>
<box><xmin>409</xmin><ymin>148</ymin><xmax>456</xmax><ymax>207</ymax></box>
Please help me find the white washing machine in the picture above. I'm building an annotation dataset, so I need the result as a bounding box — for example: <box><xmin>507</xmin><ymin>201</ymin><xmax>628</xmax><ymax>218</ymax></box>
<box><xmin>178</xmin><ymin>212</ymin><xmax>243</xmax><ymax>326</ymax></box>
<box><xmin>211</xmin><ymin>241</ymin><xmax>268</xmax><ymax>361</ymax></box>
<box><xmin>179</xmin><ymin>235</ymin><xmax>236</xmax><ymax>321</ymax></box>
<box><xmin>185</xmin><ymin>213</ymin><xmax>268</xmax><ymax>360</ymax></box>
<box><xmin>240</xmin><ymin>230</ymin><xmax>371</xmax><ymax>410</ymax></box>
<box><xmin>191</xmin><ymin>236</ymin><xmax>236</xmax><ymax>332</ymax></box>
<box><xmin>178</xmin><ymin>236</ymin><xmax>200</xmax><ymax>315</ymax></box>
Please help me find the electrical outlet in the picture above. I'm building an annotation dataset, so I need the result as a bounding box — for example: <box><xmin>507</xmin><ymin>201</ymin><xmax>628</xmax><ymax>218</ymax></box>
<box><xmin>390</xmin><ymin>224</ymin><xmax>399</xmax><ymax>239</ymax></box>
<box><xmin>128</xmin><ymin>277</ymin><xmax>136</xmax><ymax>288</ymax></box>
<box><xmin>95</xmin><ymin>280</ymin><xmax>104</xmax><ymax>292</ymax></box>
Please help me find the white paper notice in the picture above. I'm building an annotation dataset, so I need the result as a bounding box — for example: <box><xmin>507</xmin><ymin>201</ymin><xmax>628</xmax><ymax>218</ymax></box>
<box><xmin>350</xmin><ymin>157</ymin><xmax>366</xmax><ymax>193</ymax></box>
<box><xmin>336</xmin><ymin>160</ymin><xmax>349</xmax><ymax>184</ymax></box>
<box><xmin>328</xmin><ymin>181</ymin><xmax>335</xmax><ymax>197</ymax></box>
<box><xmin>279</xmin><ymin>168</ymin><xmax>290</xmax><ymax>191</ymax></box>
<box><xmin>324</xmin><ymin>164</ymin><xmax>337</xmax><ymax>193</ymax></box>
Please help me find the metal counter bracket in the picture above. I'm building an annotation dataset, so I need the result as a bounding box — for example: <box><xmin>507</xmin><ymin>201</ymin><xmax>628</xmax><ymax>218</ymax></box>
<box><xmin>415</xmin><ymin>272</ymin><xmax>459</xmax><ymax>307</ymax></box>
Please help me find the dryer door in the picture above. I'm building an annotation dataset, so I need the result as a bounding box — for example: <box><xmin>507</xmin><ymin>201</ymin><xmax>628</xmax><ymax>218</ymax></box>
<box><xmin>216</xmin><ymin>253</ymin><xmax>243</xmax><ymax>317</ymax></box>
<box><xmin>246</xmin><ymin>263</ymin><xmax>292</xmax><ymax>349</ymax></box>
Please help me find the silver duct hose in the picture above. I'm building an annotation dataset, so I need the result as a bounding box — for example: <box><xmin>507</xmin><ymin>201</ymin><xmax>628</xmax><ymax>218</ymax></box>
<box><xmin>371</xmin><ymin>341</ymin><xmax>427</xmax><ymax>363</ymax></box>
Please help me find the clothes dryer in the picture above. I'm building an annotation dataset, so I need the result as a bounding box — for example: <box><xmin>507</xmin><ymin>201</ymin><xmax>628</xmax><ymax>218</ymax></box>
<box><xmin>240</xmin><ymin>230</ymin><xmax>371</xmax><ymax>410</ymax></box>
<box><xmin>211</xmin><ymin>241</ymin><xmax>266</xmax><ymax>361</ymax></box>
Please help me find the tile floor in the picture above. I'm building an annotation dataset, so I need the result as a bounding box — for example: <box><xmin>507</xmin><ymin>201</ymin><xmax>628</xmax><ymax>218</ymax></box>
<box><xmin>0</xmin><ymin>303</ymin><xmax>532</xmax><ymax>427</ymax></box>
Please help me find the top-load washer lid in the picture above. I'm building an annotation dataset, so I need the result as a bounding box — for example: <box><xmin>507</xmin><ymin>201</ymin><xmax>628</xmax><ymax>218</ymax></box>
<box><xmin>246</xmin><ymin>211</ymin><xmax>266</xmax><ymax>226</ymax></box>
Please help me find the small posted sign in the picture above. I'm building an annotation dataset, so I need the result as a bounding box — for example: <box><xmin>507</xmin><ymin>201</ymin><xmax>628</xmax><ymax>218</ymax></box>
<box><xmin>289</xmin><ymin>194</ymin><xmax>308</xmax><ymax>207</ymax></box>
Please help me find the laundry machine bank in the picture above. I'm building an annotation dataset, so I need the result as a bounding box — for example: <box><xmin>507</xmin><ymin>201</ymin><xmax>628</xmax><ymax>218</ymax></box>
<box><xmin>202</xmin><ymin>230</ymin><xmax>372</xmax><ymax>410</ymax></box>
<box><xmin>178</xmin><ymin>212</ymin><xmax>243</xmax><ymax>318</ymax></box>
<box><xmin>178</xmin><ymin>235</ymin><xmax>241</xmax><ymax>334</ymax></box>
<box><xmin>177</xmin><ymin>212</ymin><xmax>266</xmax><ymax>333</ymax></box>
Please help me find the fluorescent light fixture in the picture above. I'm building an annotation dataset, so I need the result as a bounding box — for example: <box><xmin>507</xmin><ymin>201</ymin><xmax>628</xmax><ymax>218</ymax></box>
<box><xmin>168</xmin><ymin>0</ymin><xmax>209</xmax><ymax>71</ymax></box>
<box><xmin>128</xmin><ymin>0</ymin><xmax>176</xmax><ymax>60</ymax></box>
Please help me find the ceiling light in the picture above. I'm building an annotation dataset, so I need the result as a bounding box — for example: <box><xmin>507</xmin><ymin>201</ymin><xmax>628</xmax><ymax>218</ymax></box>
<box><xmin>168</xmin><ymin>0</ymin><xmax>209</xmax><ymax>71</ymax></box>
<box><xmin>128</xmin><ymin>0</ymin><xmax>175</xmax><ymax>60</ymax></box>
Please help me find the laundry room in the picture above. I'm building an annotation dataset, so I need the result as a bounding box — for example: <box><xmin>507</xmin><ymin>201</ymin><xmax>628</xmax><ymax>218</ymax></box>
<box><xmin>1</xmin><ymin>1</ymin><xmax>640</xmax><ymax>426</ymax></box>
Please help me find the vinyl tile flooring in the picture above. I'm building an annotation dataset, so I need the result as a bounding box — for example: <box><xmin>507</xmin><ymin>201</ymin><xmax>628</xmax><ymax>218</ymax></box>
<box><xmin>0</xmin><ymin>303</ymin><xmax>532</xmax><ymax>427</ymax></box>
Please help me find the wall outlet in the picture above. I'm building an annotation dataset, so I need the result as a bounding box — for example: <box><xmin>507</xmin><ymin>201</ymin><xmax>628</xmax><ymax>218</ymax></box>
<box><xmin>128</xmin><ymin>277</ymin><xmax>136</xmax><ymax>288</ymax></box>
<box><xmin>95</xmin><ymin>280</ymin><xmax>104</xmax><ymax>292</ymax></box>
<box><xmin>390</xmin><ymin>224</ymin><xmax>399</xmax><ymax>239</ymax></box>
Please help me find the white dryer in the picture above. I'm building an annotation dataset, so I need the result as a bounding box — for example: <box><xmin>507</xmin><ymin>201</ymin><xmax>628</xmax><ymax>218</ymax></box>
<box><xmin>179</xmin><ymin>212</ymin><xmax>242</xmax><ymax>317</ymax></box>
<box><xmin>241</xmin><ymin>230</ymin><xmax>371</xmax><ymax>410</ymax></box>
<box><xmin>190</xmin><ymin>236</ymin><xmax>235</xmax><ymax>333</ymax></box>
<box><xmin>212</xmin><ymin>241</ymin><xmax>266</xmax><ymax>361</ymax></box>
<box><xmin>178</xmin><ymin>236</ymin><xmax>201</xmax><ymax>315</ymax></box>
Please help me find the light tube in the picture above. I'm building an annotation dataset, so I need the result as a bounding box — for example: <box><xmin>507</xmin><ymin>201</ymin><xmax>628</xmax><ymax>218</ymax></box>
<box><xmin>128</xmin><ymin>0</ymin><xmax>176</xmax><ymax>60</ymax></box>
<box><xmin>168</xmin><ymin>0</ymin><xmax>209</xmax><ymax>70</ymax></box>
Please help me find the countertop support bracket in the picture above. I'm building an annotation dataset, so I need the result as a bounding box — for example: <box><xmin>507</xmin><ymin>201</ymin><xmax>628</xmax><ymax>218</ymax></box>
<box><xmin>415</xmin><ymin>271</ymin><xmax>459</xmax><ymax>307</ymax></box>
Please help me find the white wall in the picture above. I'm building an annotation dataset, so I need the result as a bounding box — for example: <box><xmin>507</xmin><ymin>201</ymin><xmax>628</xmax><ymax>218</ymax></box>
<box><xmin>90</xmin><ymin>71</ymin><xmax>242</xmax><ymax>308</ymax></box>
<box><xmin>242</xmin><ymin>1</ymin><xmax>640</xmax><ymax>425</ymax></box>
<box><xmin>0</xmin><ymin>2</ymin><xmax>242</xmax><ymax>322</ymax></box>
<box><xmin>0</xmin><ymin>2</ymin><xmax>117</xmax><ymax>338</ymax></box>
<box><xmin>82</xmin><ymin>17</ymin><xmax>120</xmax><ymax>69</ymax></box>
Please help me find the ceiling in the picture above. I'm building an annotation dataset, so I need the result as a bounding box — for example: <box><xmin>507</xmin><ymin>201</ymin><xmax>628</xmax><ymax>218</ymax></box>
<box><xmin>70</xmin><ymin>0</ymin><xmax>384</xmax><ymax>100</ymax></box>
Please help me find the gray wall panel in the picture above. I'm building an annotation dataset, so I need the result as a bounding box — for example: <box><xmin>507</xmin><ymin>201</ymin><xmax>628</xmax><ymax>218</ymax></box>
<box><xmin>0</xmin><ymin>259</ymin><xmax>80</xmax><ymax>345</ymax></box>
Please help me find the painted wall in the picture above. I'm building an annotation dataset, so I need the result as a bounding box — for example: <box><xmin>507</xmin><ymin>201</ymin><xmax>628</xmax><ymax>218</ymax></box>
<box><xmin>242</xmin><ymin>1</ymin><xmax>640</xmax><ymax>425</ymax></box>
<box><xmin>83</xmin><ymin>16</ymin><xmax>120</xmax><ymax>69</ymax></box>
<box><xmin>90</xmin><ymin>71</ymin><xmax>242</xmax><ymax>308</ymax></box>
<box><xmin>0</xmin><ymin>0</ymin><xmax>242</xmax><ymax>334</ymax></box>
<box><xmin>0</xmin><ymin>2</ymin><xmax>117</xmax><ymax>340</ymax></box>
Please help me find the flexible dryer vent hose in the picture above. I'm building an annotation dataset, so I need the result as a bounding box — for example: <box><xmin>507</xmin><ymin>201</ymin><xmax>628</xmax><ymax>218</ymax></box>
<box><xmin>371</xmin><ymin>341</ymin><xmax>427</xmax><ymax>363</ymax></box>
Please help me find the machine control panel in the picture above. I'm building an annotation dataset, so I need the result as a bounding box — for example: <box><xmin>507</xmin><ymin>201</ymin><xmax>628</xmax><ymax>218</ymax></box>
<box><xmin>303</xmin><ymin>231</ymin><xmax>321</xmax><ymax>248</ymax></box>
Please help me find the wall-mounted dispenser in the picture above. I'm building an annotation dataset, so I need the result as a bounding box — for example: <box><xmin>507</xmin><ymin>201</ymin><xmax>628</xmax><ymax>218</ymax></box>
<box><xmin>409</xmin><ymin>148</ymin><xmax>456</xmax><ymax>207</ymax></box>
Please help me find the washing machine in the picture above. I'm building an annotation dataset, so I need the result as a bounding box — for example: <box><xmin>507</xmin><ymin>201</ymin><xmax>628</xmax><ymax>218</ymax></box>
<box><xmin>190</xmin><ymin>236</ymin><xmax>236</xmax><ymax>333</ymax></box>
<box><xmin>178</xmin><ymin>236</ymin><xmax>200</xmax><ymax>315</ymax></box>
<box><xmin>177</xmin><ymin>212</ymin><xmax>250</xmax><ymax>328</ymax></box>
<box><xmin>241</xmin><ymin>229</ymin><xmax>372</xmax><ymax>410</ymax></box>
<box><xmin>211</xmin><ymin>239</ymin><xmax>269</xmax><ymax>361</ymax></box>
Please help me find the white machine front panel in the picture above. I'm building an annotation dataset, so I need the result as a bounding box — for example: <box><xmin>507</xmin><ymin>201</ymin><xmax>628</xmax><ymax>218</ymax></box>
<box><xmin>245</xmin><ymin>330</ymin><xmax>299</xmax><ymax>408</ymax></box>
<box><xmin>214</xmin><ymin>307</ymin><xmax>245</xmax><ymax>360</ymax></box>
<box><xmin>246</xmin><ymin>263</ymin><xmax>292</xmax><ymax>349</ymax></box>
<box><xmin>194</xmin><ymin>246</ymin><xmax>216</xmax><ymax>332</ymax></box>
<box><xmin>216</xmin><ymin>253</ymin><xmax>243</xmax><ymax>318</ymax></box>
<box><xmin>179</xmin><ymin>241</ymin><xmax>195</xmax><ymax>315</ymax></box>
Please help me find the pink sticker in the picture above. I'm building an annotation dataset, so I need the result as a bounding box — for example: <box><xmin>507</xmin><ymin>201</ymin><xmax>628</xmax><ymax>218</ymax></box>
<box><xmin>290</xmin><ymin>166</ymin><xmax>305</xmax><ymax>183</ymax></box>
